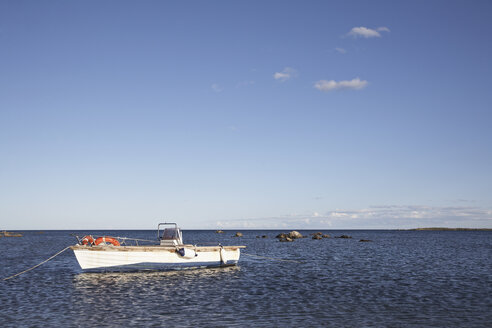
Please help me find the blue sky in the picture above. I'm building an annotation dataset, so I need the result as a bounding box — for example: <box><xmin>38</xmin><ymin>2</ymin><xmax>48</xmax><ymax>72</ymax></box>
<box><xmin>1</xmin><ymin>0</ymin><xmax>491</xmax><ymax>229</ymax></box>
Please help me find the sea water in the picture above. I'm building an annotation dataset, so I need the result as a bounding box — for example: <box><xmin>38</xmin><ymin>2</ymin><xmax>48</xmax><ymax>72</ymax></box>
<box><xmin>1</xmin><ymin>230</ymin><xmax>491</xmax><ymax>327</ymax></box>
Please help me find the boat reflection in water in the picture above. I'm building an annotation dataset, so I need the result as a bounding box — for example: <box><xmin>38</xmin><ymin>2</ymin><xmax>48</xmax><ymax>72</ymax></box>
<box><xmin>73</xmin><ymin>265</ymin><xmax>241</xmax><ymax>291</ymax></box>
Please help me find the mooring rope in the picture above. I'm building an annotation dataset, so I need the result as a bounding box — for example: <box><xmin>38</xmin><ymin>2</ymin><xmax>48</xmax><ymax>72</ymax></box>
<box><xmin>242</xmin><ymin>253</ymin><xmax>302</xmax><ymax>263</ymax></box>
<box><xmin>2</xmin><ymin>247</ymin><xmax>301</xmax><ymax>280</ymax></box>
<box><xmin>3</xmin><ymin>246</ymin><xmax>71</xmax><ymax>281</ymax></box>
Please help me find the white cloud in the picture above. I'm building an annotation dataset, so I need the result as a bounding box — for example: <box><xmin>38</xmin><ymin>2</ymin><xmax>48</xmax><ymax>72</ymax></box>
<box><xmin>377</xmin><ymin>26</ymin><xmax>391</xmax><ymax>32</ymax></box>
<box><xmin>314</xmin><ymin>77</ymin><xmax>368</xmax><ymax>92</ymax></box>
<box><xmin>326</xmin><ymin>205</ymin><xmax>492</xmax><ymax>223</ymax></box>
<box><xmin>347</xmin><ymin>26</ymin><xmax>390</xmax><ymax>38</ymax></box>
<box><xmin>335</xmin><ymin>47</ymin><xmax>347</xmax><ymax>54</ymax></box>
<box><xmin>207</xmin><ymin>205</ymin><xmax>492</xmax><ymax>229</ymax></box>
<box><xmin>273</xmin><ymin>67</ymin><xmax>297</xmax><ymax>82</ymax></box>
<box><xmin>211</xmin><ymin>83</ymin><xmax>223</xmax><ymax>93</ymax></box>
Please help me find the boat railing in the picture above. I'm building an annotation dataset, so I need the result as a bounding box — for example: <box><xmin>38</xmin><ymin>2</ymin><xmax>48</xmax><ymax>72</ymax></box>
<box><xmin>113</xmin><ymin>237</ymin><xmax>156</xmax><ymax>246</ymax></box>
<box><xmin>72</xmin><ymin>234</ymin><xmax>156</xmax><ymax>246</ymax></box>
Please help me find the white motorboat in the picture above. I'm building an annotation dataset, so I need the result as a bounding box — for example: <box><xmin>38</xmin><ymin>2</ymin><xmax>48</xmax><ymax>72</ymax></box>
<box><xmin>70</xmin><ymin>223</ymin><xmax>245</xmax><ymax>272</ymax></box>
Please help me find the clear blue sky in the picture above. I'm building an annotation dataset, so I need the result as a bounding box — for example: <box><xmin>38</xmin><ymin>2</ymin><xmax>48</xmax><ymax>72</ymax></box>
<box><xmin>1</xmin><ymin>0</ymin><xmax>491</xmax><ymax>229</ymax></box>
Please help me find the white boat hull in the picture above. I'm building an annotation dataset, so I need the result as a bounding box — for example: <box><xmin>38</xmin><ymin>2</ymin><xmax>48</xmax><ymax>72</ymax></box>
<box><xmin>70</xmin><ymin>245</ymin><xmax>243</xmax><ymax>272</ymax></box>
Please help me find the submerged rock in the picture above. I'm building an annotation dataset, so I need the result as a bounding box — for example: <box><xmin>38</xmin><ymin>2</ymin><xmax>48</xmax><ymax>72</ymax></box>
<box><xmin>312</xmin><ymin>235</ymin><xmax>322</xmax><ymax>240</ymax></box>
<box><xmin>359</xmin><ymin>239</ymin><xmax>372</xmax><ymax>242</ymax></box>
<box><xmin>336</xmin><ymin>235</ymin><xmax>352</xmax><ymax>239</ymax></box>
<box><xmin>262</xmin><ymin>235</ymin><xmax>268</xmax><ymax>238</ymax></box>
<box><xmin>234</xmin><ymin>232</ymin><xmax>243</xmax><ymax>237</ymax></box>
<box><xmin>322</xmin><ymin>234</ymin><xmax>330</xmax><ymax>238</ymax></box>
<box><xmin>279</xmin><ymin>237</ymin><xmax>293</xmax><ymax>242</ymax></box>
<box><xmin>215</xmin><ymin>230</ymin><xmax>224</xmax><ymax>233</ymax></box>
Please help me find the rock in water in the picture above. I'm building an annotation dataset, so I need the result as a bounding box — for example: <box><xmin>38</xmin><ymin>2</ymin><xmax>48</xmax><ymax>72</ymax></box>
<box><xmin>359</xmin><ymin>239</ymin><xmax>372</xmax><ymax>242</ymax></box>
<box><xmin>234</xmin><ymin>232</ymin><xmax>243</xmax><ymax>237</ymax></box>
<box><xmin>276</xmin><ymin>233</ymin><xmax>287</xmax><ymax>239</ymax></box>
<box><xmin>288</xmin><ymin>231</ymin><xmax>303</xmax><ymax>239</ymax></box>
<box><xmin>215</xmin><ymin>230</ymin><xmax>224</xmax><ymax>233</ymax></box>
<box><xmin>279</xmin><ymin>237</ymin><xmax>293</xmax><ymax>242</ymax></box>
<box><xmin>322</xmin><ymin>234</ymin><xmax>330</xmax><ymax>238</ymax></box>
<box><xmin>336</xmin><ymin>235</ymin><xmax>352</xmax><ymax>239</ymax></box>
<box><xmin>0</xmin><ymin>231</ymin><xmax>23</xmax><ymax>237</ymax></box>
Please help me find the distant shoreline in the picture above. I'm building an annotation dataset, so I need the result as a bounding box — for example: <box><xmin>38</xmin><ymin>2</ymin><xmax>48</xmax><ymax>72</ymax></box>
<box><xmin>406</xmin><ymin>227</ymin><xmax>492</xmax><ymax>231</ymax></box>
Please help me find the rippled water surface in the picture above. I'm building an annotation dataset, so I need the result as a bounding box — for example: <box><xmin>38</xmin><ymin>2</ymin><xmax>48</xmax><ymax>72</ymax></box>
<box><xmin>1</xmin><ymin>230</ymin><xmax>491</xmax><ymax>327</ymax></box>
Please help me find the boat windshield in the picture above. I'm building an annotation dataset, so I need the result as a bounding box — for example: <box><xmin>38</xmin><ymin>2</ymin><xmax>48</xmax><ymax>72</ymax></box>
<box><xmin>162</xmin><ymin>228</ymin><xmax>178</xmax><ymax>240</ymax></box>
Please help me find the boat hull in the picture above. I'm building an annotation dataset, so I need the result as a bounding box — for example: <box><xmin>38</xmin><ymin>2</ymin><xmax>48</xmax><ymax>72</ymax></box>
<box><xmin>70</xmin><ymin>245</ymin><xmax>242</xmax><ymax>272</ymax></box>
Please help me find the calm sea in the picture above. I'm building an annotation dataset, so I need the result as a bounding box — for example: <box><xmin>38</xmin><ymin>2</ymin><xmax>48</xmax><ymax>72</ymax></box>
<box><xmin>1</xmin><ymin>230</ymin><xmax>491</xmax><ymax>327</ymax></box>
